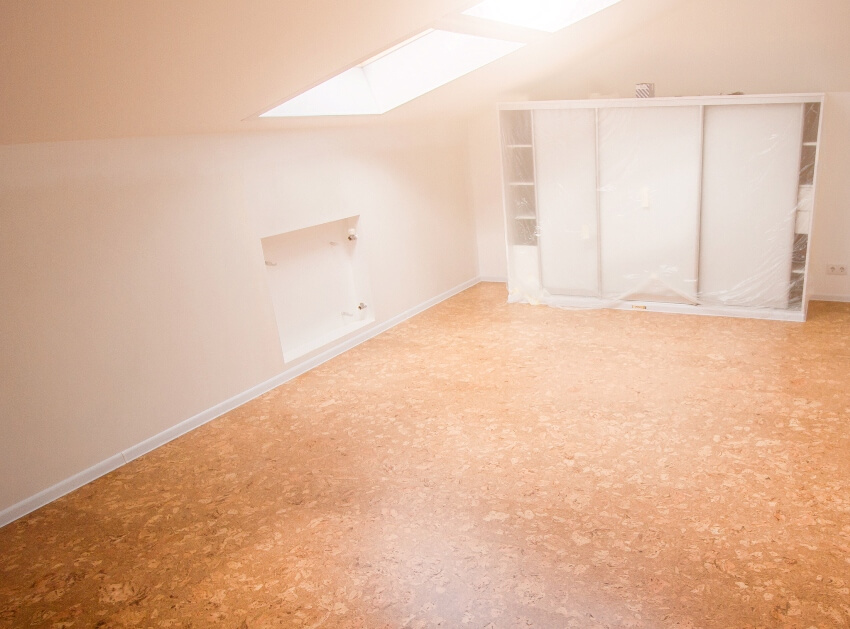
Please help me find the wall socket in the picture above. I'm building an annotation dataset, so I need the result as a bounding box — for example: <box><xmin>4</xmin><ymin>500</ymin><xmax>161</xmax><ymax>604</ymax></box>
<box><xmin>827</xmin><ymin>264</ymin><xmax>847</xmax><ymax>275</ymax></box>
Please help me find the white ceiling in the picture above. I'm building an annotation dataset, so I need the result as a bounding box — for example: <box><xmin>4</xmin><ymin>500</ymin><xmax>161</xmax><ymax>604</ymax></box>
<box><xmin>0</xmin><ymin>0</ymin><xmax>686</xmax><ymax>145</ymax></box>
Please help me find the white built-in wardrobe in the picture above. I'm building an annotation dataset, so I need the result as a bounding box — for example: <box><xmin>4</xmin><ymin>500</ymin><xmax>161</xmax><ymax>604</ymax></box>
<box><xmin>500</xmin><ymin>94</ymin><xmax>823</xmax><ymax>321</ymax></box>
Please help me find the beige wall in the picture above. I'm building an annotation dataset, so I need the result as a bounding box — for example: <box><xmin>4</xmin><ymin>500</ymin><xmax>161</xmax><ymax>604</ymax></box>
<box><xmin>468</xmin><ymin>0</ymin><xmax>850</xmax><ymax>296</ymax></box>
<box><xmin>0</xmin><ymin>120</ymin><xmax>477</xmax><ymax>513</ymax></box>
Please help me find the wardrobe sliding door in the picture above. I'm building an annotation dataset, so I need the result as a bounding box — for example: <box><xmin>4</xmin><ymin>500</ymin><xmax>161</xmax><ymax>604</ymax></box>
<box><xmin>699</xmin><ymin>104</ymin><xmax>803</xmax><ymax>309</ymax></box>
<box><xmin>534</xmin><ymin>109</ymin><xmax>599</xmax><ymax>296</ymax></box>
<box><xmin>598</xmin><ymin>106</ymin><xmax>702</xmax><ymax>302</ymax></box>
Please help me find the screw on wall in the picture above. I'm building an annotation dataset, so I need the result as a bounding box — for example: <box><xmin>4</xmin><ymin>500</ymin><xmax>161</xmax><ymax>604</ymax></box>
<box><xmin>827</xmin><ymin>264</ymin><xmax>847</xmax><ymax>275</ymax></box>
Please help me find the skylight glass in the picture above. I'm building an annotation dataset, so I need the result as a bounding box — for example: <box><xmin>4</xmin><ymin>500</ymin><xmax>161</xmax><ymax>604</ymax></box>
<box><xmin>463</xmin><ymin>0</ymin><xmax>623</xmax><ymax>33</ymax></box>
<box><xmin>261</xmin><ymin>29</ymin><xmax>524</xmax><ymax>117</ymax></box>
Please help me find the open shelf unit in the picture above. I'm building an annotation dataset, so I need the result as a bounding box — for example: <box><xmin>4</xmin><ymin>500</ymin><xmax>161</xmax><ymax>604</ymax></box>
<box><xmin>500</xmin><ymin>110</ymin><xmax>538</xmax><ymax>248</ymax></box>
<box><xmin>788</xmin><ymin>102</ymin><xmax>822</xmax><ymax>309</ymax></box>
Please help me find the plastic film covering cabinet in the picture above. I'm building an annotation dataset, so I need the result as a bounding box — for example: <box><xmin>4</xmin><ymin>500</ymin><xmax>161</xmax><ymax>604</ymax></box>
<box><xmin>499</xmin><ymin>94</ymin><xmax>824</xmax><ymax>321</ymax></box>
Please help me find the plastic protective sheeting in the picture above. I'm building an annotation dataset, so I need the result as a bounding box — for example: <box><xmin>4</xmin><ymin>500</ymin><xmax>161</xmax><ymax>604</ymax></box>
<box><xmin>535</xmin><ymin>109</ymin><xmax>599</xmax><ymax>296</ymax></box>
<box><xmin>699</xmin><ymin>104</ymin><xmax>803</xmax><ymax>309</ymax></box>
<box><xmin>500</xmin><ymin>96</ymin><xmax>822</xmax><ymax>321</ymax></box>
<box><xmin>598</xmin><ymin>106</ymin><xmax>702</xmax><ymax>303</ymax></box>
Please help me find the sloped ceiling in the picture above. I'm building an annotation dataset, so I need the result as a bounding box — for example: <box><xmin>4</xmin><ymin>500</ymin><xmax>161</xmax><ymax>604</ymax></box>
<box><xmin>521</xmin><ymin>0</ymin><xmax>850</xmax><ymax>102</ymax></box>
<box><xmin>0</xmin><ymin>0</ymin><xmax>686</xmax><ymax>145</ymax></box>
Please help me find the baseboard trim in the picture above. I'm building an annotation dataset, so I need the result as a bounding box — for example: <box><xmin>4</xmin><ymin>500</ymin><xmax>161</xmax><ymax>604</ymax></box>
<box><xmin>0</xmin><ymin>455</ymin><xmax>126</xmax><ymax>528</ymax></box>
<box><xmin>810</xmin><ymin>294</ymin><xmax>850</xmax><ymax>303</ymax></box>
<box><xmin>0</xmin><ymin>277</ymin><xmax>483</xmax><ymax>529</ymax></box>
<box><xmin>478</xmin><ymin>276</ymin><xmax>507</xmax><ymax>283</ymax></box>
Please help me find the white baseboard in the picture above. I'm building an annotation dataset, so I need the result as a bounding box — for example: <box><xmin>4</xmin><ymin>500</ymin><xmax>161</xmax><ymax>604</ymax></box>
<box><xmin>0</xmin><ymin>277</ymin><xmax>483</xmax><ymax>529</ymax></box>
<box><xmin>810</xmin><ymin>294</ymin><xmax>850</xmax><ymax>303</ymax></box>
<box><xmin>478</xmin><ymin>276</ymin><xmax>507</xmax><ymax>283</ymax></box>
<box><xmin>0</xmin><ymin>455</ymin><xmax>127</xmax><ymax>528</ymax></box>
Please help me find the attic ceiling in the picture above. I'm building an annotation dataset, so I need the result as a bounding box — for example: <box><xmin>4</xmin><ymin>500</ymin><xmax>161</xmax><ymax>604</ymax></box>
<box><xmin>0</xmin><ymin>0</ymin><xmax>697</xmax><ymax>145</ymax></box>
<box><xmin>7</xmin><ymin>0</ymin><xmax>849</xmax><ymax>146</ymax></box>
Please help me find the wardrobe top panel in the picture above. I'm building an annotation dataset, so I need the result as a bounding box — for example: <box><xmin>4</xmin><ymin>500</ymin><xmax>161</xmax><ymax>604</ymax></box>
<box><xmin>499</xmin><ymin>93</ymin><xmax>824</xmax><ymax>111</ymax></box>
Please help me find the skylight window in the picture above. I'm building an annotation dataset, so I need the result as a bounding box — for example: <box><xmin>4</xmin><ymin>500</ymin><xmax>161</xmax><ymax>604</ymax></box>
<box><xmin>261</xmin><ymin>29</ymin><xmax>524</xmax><ymax>117</ymax></box>
<box><xmin>463</xmin><ymin>0</ymin><xmax>623</xmax><ymax>33</ymax></box>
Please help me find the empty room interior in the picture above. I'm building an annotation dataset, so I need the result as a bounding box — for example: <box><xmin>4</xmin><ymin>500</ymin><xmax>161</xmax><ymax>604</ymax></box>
<box><xmin>2</xmin><ymin>0</ymin><xmax>850</xmax><ymax>627</ymax></box>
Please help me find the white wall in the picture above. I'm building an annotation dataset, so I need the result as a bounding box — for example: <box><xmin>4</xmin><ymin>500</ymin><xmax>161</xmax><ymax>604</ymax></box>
<box><xmin>244</xmin><ymin>123</ymin><xmax>477</xmax><ymax>317</ymax></box>
<box><xmin>0</xmin><ymin>136</ymin><xmax>283</xmax><ymax>514</ymax></box>
<box><xmin>808</xmin><ymin>93</ymin><xmax>850</xmax><ymax>300</ymax></box>
<box><xmin>0</xmin><ymin>119</ymin><xmax>477</xmax><ymax>515</ymax></box>
<box><xmin>467</xmin><ymin>0</ymin><xmax>850</xmax><ymax>298</ymax></box>
<box><xmin>467</xmin><ymin>108</ymin><xmax>507</xmax><ymax>280</ymax></box>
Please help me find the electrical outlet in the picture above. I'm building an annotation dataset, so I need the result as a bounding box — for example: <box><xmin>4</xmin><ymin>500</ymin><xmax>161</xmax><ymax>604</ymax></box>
<box><xmin>827</xmin><ymin>264</ymin><xmax>847</xmax><ymax>275</ymax></box>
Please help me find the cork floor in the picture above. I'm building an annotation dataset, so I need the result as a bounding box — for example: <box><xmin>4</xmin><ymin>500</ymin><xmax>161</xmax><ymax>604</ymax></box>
<box><xmin>1</xmin><ymin>283</ymin><xmax>849</xmax><ymax>628</ymax></box>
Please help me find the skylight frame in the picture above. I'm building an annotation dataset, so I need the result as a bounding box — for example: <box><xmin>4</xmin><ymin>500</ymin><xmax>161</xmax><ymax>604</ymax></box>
<box><xmin>260</xmin><ymin>29</ymin><xmax>525</xmax><ymax>118</ymax></box>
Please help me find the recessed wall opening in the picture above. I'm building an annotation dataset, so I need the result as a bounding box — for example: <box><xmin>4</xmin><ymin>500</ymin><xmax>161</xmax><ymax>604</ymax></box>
<box><xmin>260</xmin><ymin>216</ymin><xmax>374</xmax><ymax>362</ymax></box>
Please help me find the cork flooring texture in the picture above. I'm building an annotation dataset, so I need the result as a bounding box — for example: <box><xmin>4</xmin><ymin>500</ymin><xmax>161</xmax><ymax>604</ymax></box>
<box><xmin>1</xmin><ymin>283</ymin><xmax>849</xmax><ymax>628</ymax></box>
